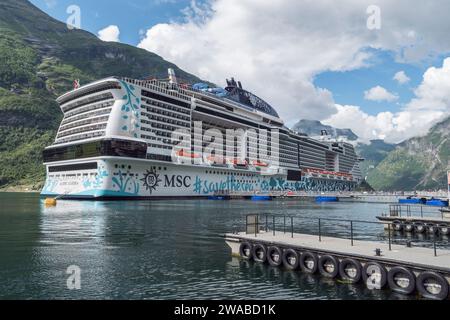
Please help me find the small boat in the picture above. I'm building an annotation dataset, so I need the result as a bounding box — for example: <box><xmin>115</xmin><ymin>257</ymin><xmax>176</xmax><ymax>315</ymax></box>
<box><xmin>426</xmin><ymin>199</ymin><xmax>449</xmax><ymax>207</ymax></box>
<box><xmin>399</xmin><ymin>198</ymin><xmax>425</xmax><ymax>205</ymax></box>
<box><xmin>251</xmin><ymin>160</ymin><xmax>269</xmax><ymax>167</ymax></box>
<box><xmin>316</xmin><ymin>196</ymin><xmax>339</xmax><ymax>203</ymax></box>
<box><xmin>208</xmin><ymin>195</ymin><xmax>229</xmax><ymax>200</ymax></box>
<box><xmin>176</xmin><ymin>149</ymin><xmax>201</xmax><ymax>159</ymax></box>
<box><xmin>174</xmin><ymin>149</ymin><xmax>202</xmax><ymax>165</ymax></box>
<box><xmin>251</xmin><ymin>195</ymin><xmax>272</xmax><ymax>201</ymax></box>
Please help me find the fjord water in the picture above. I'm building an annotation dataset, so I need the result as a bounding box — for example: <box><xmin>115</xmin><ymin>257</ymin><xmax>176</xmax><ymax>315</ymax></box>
<box><xmin>0</xmin><ymin>193</ymin><xmax>447</xmax><ymax>300</ymax></box>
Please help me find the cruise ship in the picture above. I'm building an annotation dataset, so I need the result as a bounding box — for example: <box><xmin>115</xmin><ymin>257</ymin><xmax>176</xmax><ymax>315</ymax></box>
<box><xmin>41</xmin><ymin>69</ymin><xmax>363</xmax><ymax>199</ymax></box>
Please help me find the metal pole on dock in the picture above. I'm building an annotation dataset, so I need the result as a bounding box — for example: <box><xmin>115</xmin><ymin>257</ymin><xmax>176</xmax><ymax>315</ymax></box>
<box><xmin>284</xmin><ymin>216</ymin><xmax>286</xmax><ymax>234</ymax></box>
<box><xmin>388</xmin><ymin>223</ymin><xmax>392</xmax><ymax>251</ymax></box>
<box><xmin>434</xmin><ymin>238</ymin><xmax>437</xmax><ymax>257</ymax></box>
<box><xmin>350</xmin><ymin>221</ymin><xmax>354</xmax><ymax>246</ymax></box>
<box><xmin>273</xmin><ymin>216</ymin><xmax>275</xmax><ymax>236</ymax></box>
<box><xmin>318</xmin><ymin>219</ymin><xmax>322</xmax><ymax>242</ymax></box>
<box><xmin>265</xmin><ymin>214</ymin><xmax>268</xmax><ymax>232</ymax></box>
<box><xmin>291</xmin><ymin>217</ymin><xmax>294</xmax><ymax>238</ymax></box>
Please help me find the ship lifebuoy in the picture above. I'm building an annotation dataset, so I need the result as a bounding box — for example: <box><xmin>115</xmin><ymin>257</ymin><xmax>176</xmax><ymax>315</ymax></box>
<box><xmin>388</xmin><ymin>266</ymin><xmax>416</xmax><ymax>295</ymax></box>
<box><xmin>416</xmin><ymin>271</ymin><xmax>449</xmax><ymax>300</ymax></box>
<box><xmin>339</xmin><ymin>258</ymin><xmax>362</xmax><ymax>283</ymax></box>
<box><xmin>252</xmin><ymin>244</ymin><xmax>267</xmax><ymax>263</ymax></box>
<box><xmin>282</xmin><ymin>248</ymin><xmax>300</xmax><ymax>270</ymax></box>
<box><xmin>267</xmin><ymin>246</ymin><xmax>283</xmax><ymax>267</ymax></box>
<box><xmin>318</xmin><ymin>255</ymin><xmax>340</xmax><ymax>278</ymax></box>
<box><xmin>300</xmin><ymin>251</ymin><xmax>318</xmax><ymax>274</ymax></box>
<box><xmin>362</xmin><ymin>262</ymin><xmax>387</xmax><ymax>289</ymax></box>
<box><xmin>239</xmin><ymin>242</ymin><xmax>253</xmax><ymax>260</ymax></box>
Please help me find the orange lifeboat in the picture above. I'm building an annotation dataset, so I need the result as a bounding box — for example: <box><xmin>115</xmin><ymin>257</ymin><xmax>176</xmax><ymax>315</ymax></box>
<box><xmin>176</xmin><ymin>149</ymin><xmax>201</xmax><ymax>159</ymax></box>
<box><xmin>251</xmin><ymin>160</ymin><xmax>269</xmax><ymax>167</ymax></box>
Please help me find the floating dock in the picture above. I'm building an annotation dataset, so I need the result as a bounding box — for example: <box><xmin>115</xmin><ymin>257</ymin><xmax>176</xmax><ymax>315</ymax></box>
<box><xmin>377</xmin><ymin>204</ymin><xmax>450</xmax><ymax>235</ymax></box>
<box><xmin>225</xmin><ymin>214</ymin><xmax>450</xmax><ymax>300</ymax></box>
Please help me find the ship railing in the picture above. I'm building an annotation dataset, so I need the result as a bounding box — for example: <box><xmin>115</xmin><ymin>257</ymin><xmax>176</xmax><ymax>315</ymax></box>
<box><xmin>387</xmin><ymin>204</ymin><xmax>446</xmax><ymax>219</ymax></box>
<box><xmin>120</xmin><ymin>77</ymin><xmax>192</xmax><ymax>102</ymax></box>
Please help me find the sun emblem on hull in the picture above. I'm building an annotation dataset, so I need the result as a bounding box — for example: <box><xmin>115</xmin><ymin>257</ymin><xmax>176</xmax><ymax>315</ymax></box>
<box><xmin>141</xmin><ymin>169</ymin><xmax>161</xmax><ymax>194</ymax></box>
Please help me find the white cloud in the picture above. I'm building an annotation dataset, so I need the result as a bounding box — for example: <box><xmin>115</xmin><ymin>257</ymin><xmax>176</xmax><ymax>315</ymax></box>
<box><xmin>325</xmin><ymin>58</ymin><xmax>450</xmax><ymax>143</ymax></box>
<box><xmin>393</xmin><ymin>71</ymin><xmax>411</xmax><ymax>84</ymax></box>
<box><xmin>138</xmin><ymin>0</ymin><xmax>450</xmax><ymax>141</ymax></box>
<box><xmin>324</xmin><ymin>105</ymin><xmax>444</xmax><ymax>143</ymax></box>
<box><xmin>44</xmin><ymin>0</ymin><xmax>57</xmax><ymax>8</ymax></box>
<box><xmin>98</xmin><ymin>25</ymin><xmax>120</xmax><ymax>42</ymax></box>
<box><xmin>407</xmin><ymin>58</ymin><xmax>450</xmax><ymax>112</ymax></box>
<box><xmin>364</xmin><ymin>86</ymin><xmax>398</xmax><ymax>102</ymax></box>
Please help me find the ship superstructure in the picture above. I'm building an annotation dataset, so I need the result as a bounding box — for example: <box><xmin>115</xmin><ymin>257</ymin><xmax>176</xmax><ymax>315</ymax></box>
<box><xmin>41</xmin><ymin>70</ymin><xmax>363</xmax><ymax>199</ymax></box>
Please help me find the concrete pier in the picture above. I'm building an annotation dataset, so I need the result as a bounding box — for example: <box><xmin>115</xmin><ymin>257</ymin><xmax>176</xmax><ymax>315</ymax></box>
<box><xmin>225</xmin><ymin>214</ymin><xmax>450</xmax><ymax>300</ymax></box>
<box><xmin>225</xmin><ymin>232</ymin><xmax>450</xmax><ymax>273</ymax></box>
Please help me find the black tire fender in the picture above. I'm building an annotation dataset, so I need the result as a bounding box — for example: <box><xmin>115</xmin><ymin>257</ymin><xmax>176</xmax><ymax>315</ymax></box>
<box><xmin>267</xmin><ymin>246</ymin><xmax>283</xmax><ymax>267</ymax></box>
<box><xmin>362</xmin><ymin>262</ymin><xmax>387</xmax><ymax>289</ymax></box>
<box><xmin>438</xmin><ymin>224</ymin><xmax>449</xmax><ymax>236</ymax></box>
<box><xmin>404</xmin><ymin>222</ymin><xmax>414</xmax><ymax>233</ymax></box>
<box><xmin>416</xmin><ymin>271</ymin><xmax>449</xmax><ymax>300</ymax></box>
<box><xmin>282</xmin><ymin>248</ymin><xmax>300</xmax><ymax>270</ymax></box>
<box><xmin>392</xmin><ymin>220</ymin><xmax>403</xmax><ymax>232</ymax></box>
<box><xmin>426</xmin><ymin>223</ymin><xmax>438</xmax><ymax>234</ymax></box>
<box><xmin>339</xmin><ymin>258</ymin><xmax>362</xmax><ymax>283</ymax></box>
<box><xmin>239</xmin><ymin>242</ymin><xmax>253</xmax><ymax>260</ymax></box>
<box><xmin>388</xmin><ymin>266</ymin><xmax>416</xmax><ymax>295</ymax></box>
<box><xmin>252</xmin><ymin>243</ymin><xmax>267</xmax><ymax>263</ymax></box>
<box><xmin>300</xmin><ymin>251</ymin><xmax>318</xmax><ymax>274</ymax></box>
<box><xmin>414</xmin><ymin>222</ymin><xmax>425</xmax><ymax>233</ymax></box>
<box><xmin>318</xmin><ymin>255</ymin><xmax>340</xmax><ymax>278</ymax></box>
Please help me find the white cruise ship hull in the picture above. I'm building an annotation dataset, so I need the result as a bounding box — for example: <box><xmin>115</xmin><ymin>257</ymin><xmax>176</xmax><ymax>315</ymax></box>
<box><xmin>41</xmin><ymin>158</ymin><xmax>357</xmax><ymax>199</ymax></box>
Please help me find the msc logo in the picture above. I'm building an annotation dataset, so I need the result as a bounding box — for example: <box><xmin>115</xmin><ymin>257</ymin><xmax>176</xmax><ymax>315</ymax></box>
<box><xmin>141</xmin><ymin>169</ymin><xmax>161</xmax><ymax>194</ymax></box>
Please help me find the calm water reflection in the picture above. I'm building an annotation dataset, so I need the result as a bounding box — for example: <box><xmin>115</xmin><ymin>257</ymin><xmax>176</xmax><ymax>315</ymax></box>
<box><xmin>0</xmin><ymin>193</ymin><xmax>447</xmax><ymax>300</ymax></box>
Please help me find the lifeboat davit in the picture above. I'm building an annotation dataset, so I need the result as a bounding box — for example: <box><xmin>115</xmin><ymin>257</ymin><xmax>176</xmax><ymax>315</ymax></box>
<box><xmin>227</xmin><ymin>158</ymin><xmax>248</xmax><ymax>168</ymax></box>
<box><xmin>206</xmin><ymin>155</ymin><xmax>227</xmax><ymax>167</ymax></box>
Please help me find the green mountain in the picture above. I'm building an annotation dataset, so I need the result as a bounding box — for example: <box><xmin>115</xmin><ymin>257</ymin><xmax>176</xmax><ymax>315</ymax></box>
<box><xmin>0</xmin><ymin>0</ymin><xmax>202</xmax><ymax>190</ymax></box>
<box><xmin>355</xmin><ymin>139</ymin><xmax>397</xmax><ymax>178</ymax></box>
<box><xmin>367</xmin><ymin>116</ymin><xmax>450</xmax><ymax>191</ymax></box>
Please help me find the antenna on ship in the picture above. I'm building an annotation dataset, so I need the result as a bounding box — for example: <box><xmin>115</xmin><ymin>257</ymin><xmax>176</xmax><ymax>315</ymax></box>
<box><xmin>168</xmin><ymin>68</ymin><xmax>178</xmax><ymax>85</ymax></box>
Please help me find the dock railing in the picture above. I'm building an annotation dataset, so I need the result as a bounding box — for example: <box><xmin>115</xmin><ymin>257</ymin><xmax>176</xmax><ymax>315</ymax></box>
<box><xmin>386</xmin><ymin>204</ymin><xmax>445</xmax><ymax>219</ymax></box>
<box><xmin>245</xmin><ymin>214</ymin><xmax>444</xmax><ymax>257</ymax></box>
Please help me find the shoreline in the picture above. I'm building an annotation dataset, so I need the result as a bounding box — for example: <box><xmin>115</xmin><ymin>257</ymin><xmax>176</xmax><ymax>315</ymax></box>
<box><xmin>0</xmin><ymin>188</ymin><xmax>41</xmax><ymax>194</ymax></box>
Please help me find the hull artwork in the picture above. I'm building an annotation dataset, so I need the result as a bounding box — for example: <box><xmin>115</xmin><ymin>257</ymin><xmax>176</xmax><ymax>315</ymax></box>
<box><xmin>41</xmin><ymin>158</ymin><xmax>357</xmax><ymax>199</ymax></box>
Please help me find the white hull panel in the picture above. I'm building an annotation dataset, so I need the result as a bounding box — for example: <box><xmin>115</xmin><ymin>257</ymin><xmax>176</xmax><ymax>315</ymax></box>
<box><xmin>41</xmin><ymin>158</ymin><xmax>357</xmax><ymax>199</ymax></box>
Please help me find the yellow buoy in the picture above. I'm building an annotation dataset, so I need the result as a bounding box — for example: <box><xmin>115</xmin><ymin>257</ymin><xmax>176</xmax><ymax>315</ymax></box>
<box><xmin>44</xmin><ymin>198</ymin><xmax>57</xmax><ymax>206</ymax></box>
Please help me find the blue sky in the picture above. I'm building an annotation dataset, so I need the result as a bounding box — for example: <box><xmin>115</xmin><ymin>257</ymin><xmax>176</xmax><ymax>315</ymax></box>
<box><xmin>30</xmin><ymin>0</ymin><xmax>192</xmax><ymax>45</ymax></box>
<box><xmin>315</xmin><ymin>49</ymin><xmax>432</xmax><ymax>115</ymax></box>
<box><xmin>29</xmin><ymin>0</ymin><xmax>450</xmax><ymax>143</ymax></box>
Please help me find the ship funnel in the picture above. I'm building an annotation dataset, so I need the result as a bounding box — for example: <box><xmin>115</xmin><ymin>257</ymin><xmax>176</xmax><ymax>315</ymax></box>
<box><xmin>168</xmin><ymin>68</ymin><xmax>178</xmax><ymax>85</ymax></box>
